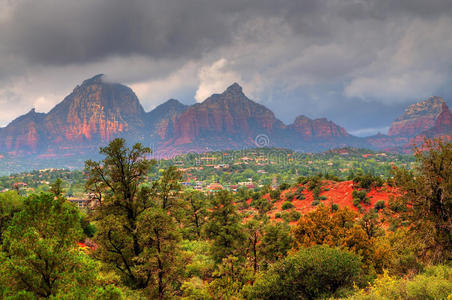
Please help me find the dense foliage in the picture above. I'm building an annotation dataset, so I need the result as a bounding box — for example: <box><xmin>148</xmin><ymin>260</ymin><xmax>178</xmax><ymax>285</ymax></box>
<box><xmin>0</xmin><ymin>139</ymin><xmax>450</xmax><ymax>299</ymax></box>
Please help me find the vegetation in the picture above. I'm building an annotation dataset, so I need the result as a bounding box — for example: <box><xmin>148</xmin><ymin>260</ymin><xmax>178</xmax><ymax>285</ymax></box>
<box><xmin>0</xmin><ymin>139</ymin><xmax>450</xmax><ymax>299</ymax></box>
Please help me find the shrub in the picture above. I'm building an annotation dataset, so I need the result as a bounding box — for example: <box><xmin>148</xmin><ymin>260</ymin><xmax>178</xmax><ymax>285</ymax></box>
<box><xmin>311</xmin><ymin>200</ymin><xmax>320</xmax><ymax>206</ymax></box>
<box><xmin>285</xmin><ymin>192</ymin><xmax>295</xmax><ymax>201</ymax></box>
<box><xmin>289</xmin><ymin>210</ymin><xmax>301</xmax><ymax>222</ymax></box>
<box><xmin>275</xmin><ymin>212</ymin><xmax>281</xmax><ymax>219</ymax></box>
<box><xmin>296</xmin><ymin>194</ymin><xmax>305</xmax><ymax>200</ymax></box>
<box><xmin>278</xmin><ymin>183</ymin><xmax>290</xmax><ymax>191</ymax></box>
<box><xmin>245</xmin><ymin>246</ymin><xmax>362</xmax><ymax>299</ymax></box>
<box><xmin>374</xmin><ymin>200</ymin><xmax>385</xmax><ymax>211</ymax></box>
<box><xmin>307</xmin><ymin>176</ymin><xmax>321</xmax><ymax>191</ymax></box>
<box><xmin>352</xmin><ymin>189</ymin><xmax>370</xmax><ymax>206</ymax></box>
<box><xmin>353</xmin><ymin>173</ymin><xmax>384</xmax><ymax>189</ymax></box>
<box><xmin>269</xmin><ymin>190</ymin><xmax>280</xmax><ymax>200</ymax></box>
<box><xmin>281</xmin><ymin>201</ymin><xmax>294</xmax><ymax>210</ymax></box>
<box><xmin>331</xmin><ymin>203</ymin><xmax>339</xmax><ymax>211</ymax></box>
<box><xmin>297</xmin><ymin>176</ymin><xmax>308</xmax><ymax>185</ymax></box>
<box><xmin>347</xmin><ymin>265</ymin><xmax>452</xmax><ymax>300</ymax></box>
<box><xmin>319</xmin><ymin>195</ymin><xmax>327</xmax><ymax>201</ymax></box>
<box><xmin>281</xmin><ymin>212</ymin><xmax>291</xmax><ymax>223</ymax></box>
<box><xmin>312</xmin><ymin>186</ymin><xmax>321</xmax><ymax>200</ymax></box>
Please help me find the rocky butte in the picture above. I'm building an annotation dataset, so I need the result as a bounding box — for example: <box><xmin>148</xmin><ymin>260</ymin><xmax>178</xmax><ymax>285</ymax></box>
<box><xmin>0</xmin><ymin>75</ymin><xmax>451</xmax><ymax>160</ymax></box>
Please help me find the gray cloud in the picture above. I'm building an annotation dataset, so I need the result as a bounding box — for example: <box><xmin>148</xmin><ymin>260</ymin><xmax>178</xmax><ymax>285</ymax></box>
<box><xmin>1</xmin><ymin>0</ymin><xmax>452</xmax><ymax>135</ymax></box>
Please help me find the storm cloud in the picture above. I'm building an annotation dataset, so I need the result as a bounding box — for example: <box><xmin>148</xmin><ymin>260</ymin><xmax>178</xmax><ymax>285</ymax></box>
<box><xmin>1</xmin><ymin>0</ymin><xmax>452</xmax><ymax>135</ymax></box>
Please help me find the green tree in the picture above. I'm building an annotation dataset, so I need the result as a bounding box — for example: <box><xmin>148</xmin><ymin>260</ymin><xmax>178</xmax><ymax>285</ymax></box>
<box><xmin>153</xmin><ymin>166</ymin><xmax>182</xmax><ymax>211</ymax></box>
<box><xmin>138</xmin><ymin>207</ymin><xmax>182</xmax><ymax>299</ymax></box>
<box><xmin>0</xmin><ymin>190</ymin><xmax>23</xmax><ymax>243</ymax></box>
<box><xmin>0</xmin><ymin>193</ymin><xmax>97</xmax><ymax>298</ymax></box>
<box><xmin>182</xmin><ymin>191</ymin><xmax>208</xmax><ymax>239</ymax></box>
<box><xmin>49</xmin><ymin>178</ymin><xmax>64</xmax><ymax>197</ymax></box>
<box><xmin>391</xmin><ymin>139</ymin><xmax>452</xmax><ymax>263</ymax></box>
<box><xmin>205</xmin><ymin>190</ymin><xmax>246</xmax><ymax>263</ymax></box>
<box><xmin>259</xmin><ymin>222</ymin><xmax>293</xmax><ymax>268</ymax></box>
<box><xmin>85</xmin><ymin>138</ymin><xmax>183</xmax><ymax>296</ymax></box>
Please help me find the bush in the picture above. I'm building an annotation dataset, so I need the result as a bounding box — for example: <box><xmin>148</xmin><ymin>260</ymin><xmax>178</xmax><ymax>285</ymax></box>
<box><xmin>319</xmin><ymin>195</ymin><xmax>327</xmax><ymax>201</ymax></box>
<box><xmin>275</xmin><ymin>212</ymin><xmax>281</xmax><ymax>219</ymax></box>
<box><xmin>297</xmin><ymin>176</ymin><xmax>308</xmax><ymax>185</ymax></box>
<box><xmin>312</xmin><ymin>186</ymin><xmax>321</xmax><ymax>200</ymax></box>
<box><xmin>281</xmin><ymin>201</ymin><xmax>294</xmax><ymax>210</ymax></box>
<box><xmin>311</xmin><ymin>200</ymin><xmax>320</xmax><ymax>206</ymax></box>
<box><xmin>347</xmin><ymin>265</ymin><xmax>452</xmax><ymax>300</ymax></box>
<box><xmin>245</xmin><ymin>246</ymin><xmax>362</xmax><ymax>299</ymax></box>
<box><xmin>331</xmin><ymin>203</ymin><xmax>339</xmax><ymax>211</ymax></box>
<box><xmin>307</xmin><ymin>176</ymin><xmax>322</xmax><ymax>191</ymax></box>
<box><xmin>281</xmin><ymin>212</ymin><xmax>291</xmax><ymax>223</ymax></box>
<box><xmin>289</xmin><ymin>210</ymin><xmax>301</xmax><ymax>222</ymax></box>
<box><xmin>269</xmin><ymin>190</ymin><xmax>280</xmax><ymax>200</ymax></box>
<box><xmin>278</xmin><ymin>183</ymin><xmax>290</xmax><ymax>191</ymax></box>
<box><xmin>296</xmin><ymin>193</ymin><xmax>305</xmax><ymax>200</ymax></box>
<box><xmin>352</xmin><ymin>189</ymin><xmax>370</xmax><ymax>206</ymax></box>
<box><xmin>353</xmin><ymin>173</ymin><xmax>384</xmax><ymax>189</ymax></box>
<box><xmin>374</xmin><ymin>200</ymin><xmax>385</xmax><ymax>211</ymax></box>
<box><xmin>285</xmin><ymin>192</ymin><xmax>295</xmax><ymax>201</ymax></box>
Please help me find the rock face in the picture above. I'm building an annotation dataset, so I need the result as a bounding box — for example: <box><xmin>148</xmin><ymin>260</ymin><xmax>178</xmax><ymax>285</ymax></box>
<box><xmin>43</xmin><ymin>74</ymin><xmax>146</xmax><ymax>151</ymax></box>
<box><xmin>388</xmin><ymin>96</ymin><xmax>445</xmax><ymax>137</ymax></box>
<box><xmin>0</xmin><ymin>74</ymin><xmax>148</xmax><ymax>155</ymax></box>
<box><xmin>288</xmin><ymin>115</ymin><xmax>349</xmax><ymax>141</ymax></box>
<box><xmin>367</xmin><ymin>98</ymin><xmax>452</xmax><ymax>152</ymax></box>
<box><xmin>145</xmin><ymin>99</ymin><xmax>187</xmax><ymax>144</ymax></box>
<box><xmin>164</xmin><ymin>83</ymin><xmax>286</xmax><ymax>151</ymax></box>
<box><xmin>1</xmin><ymin>75</ymin><xmax>450</xmax><ymax>160</ymax></box>
<box><xmin>432</xmin><ymin>102</ymin><xmax>452</xmax><ymax>132</ymax></box>
<box><xmin>410</xmin><ymin>102</ymin><xmax>452</xmax><ymax>144</ymax></box>
<box><xmin>0</xmin><ymin>109</ymin><xmax>46</xmax><ymax>154</ymax></box>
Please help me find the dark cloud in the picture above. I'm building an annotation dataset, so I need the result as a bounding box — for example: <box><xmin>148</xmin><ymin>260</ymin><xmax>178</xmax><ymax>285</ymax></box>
<box><xmin>0</xmin><ymin>0</ymin><xmax>452</xmax><ymax>135</ymax></box>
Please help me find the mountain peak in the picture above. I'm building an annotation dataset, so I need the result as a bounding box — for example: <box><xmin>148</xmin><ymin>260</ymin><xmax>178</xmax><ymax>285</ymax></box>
<box><xmin>162</xmin><ymin>99</ymin><xmax>185</xmax><ymax>106</ymax></box>
<box><xmin>82</xmin><ymin>74</ymin><xmax>105</xmax><ymax>85</ymax></box>
<box><xmin>388</xmin><ymin>96</ymin><xmax>446</xmax><ymax>136</ymax></box>
<box><xmin>224</xmin><ymin>82</ymin><xmax>243</xmax><ymax>94</ymax></box>
<box><xmin>290</xmin><ymin>115</ymin><xmax>349</xmax><ymax>140</ymax></box>
<box><xmin>294</xmin><ymin>115</ymin><xmax>312</xmax><ymax>122</ymax></box>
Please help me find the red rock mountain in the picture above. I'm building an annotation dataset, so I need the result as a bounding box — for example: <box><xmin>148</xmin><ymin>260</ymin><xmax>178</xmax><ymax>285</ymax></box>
<box><xmin>0</xmin><ymin>108</ymin><xmax>46</xmax><ymax>155</ymax></box>
<box><xmin>162</xmin><ymin>83</ymin><xmax>287</xmax><ymax>151</ymax></box>
<box><xmin>145</xmin><ymin>99</ymin><xmax>187</xmax><ymax>145</ymax></box>
<box><xmin>367</xmin><ymin>97</ymin><xmax>452</xmax><ymax>152</ymax></box>
<box><xmin>410</xmin><ymin>102</ymin><xmax>452</xmax><ymax>144</ymax></box>
<box><xmin>1</xmin><ymin>75</ymin><xmax>450</xmax><ymax>161</ymax></box>
<box><xmin>288</xmin><ymin>115</ymin><xmax>349</xmax><ymax>141</ymax></box>
<box><xmin>43</xmin><ymin>74</ymin><xmax>146</xmax><ymax>151</ymax></box>
<box><xmin>388</xmin><ymin>96</ymin><xmax>445</xmax><ymax>137</ymax></box>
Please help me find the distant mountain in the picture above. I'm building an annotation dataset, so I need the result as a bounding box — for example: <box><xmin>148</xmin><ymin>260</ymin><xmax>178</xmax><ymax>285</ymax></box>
<box><xmin>161</xmin><ymin>83</ymin><xmax>287</xmax><ymax>152</ymax></box>
<box><xmin>1</xmin><ymin>75</ymin><xmax>451</xmax><ymax>162</ymax></box>
<box><xmin>288</xmin><ymin>115</ymin><xmax>350</xmax><ymax>141</ymax></box>
<box><xmin>43</xmin><ymin>74</ymin><xmax>147</xmax><ymax>151</ymax></box>
<box><xmin>145</xmin><ymin>99</ymin><xmax>187</xmax><ymax>145</ymax></box>
<box><xmin>388</xmin><ymin>96</ymin><xmax>445</xmax><ymax>137</ymax></box>
<box><xmin>367</xmin><ymin>97</ymin><xmax>452</xmax><ymax>152</ymax></box>
<box><xmin>0</xmin><ymin>108</ymin><xmax>46</xmax><ymax>154</ymax></box>
<box><xmin>409</xmin><ymin>102</ymin><xmax>452</xmax><ymax>145</ymax></box>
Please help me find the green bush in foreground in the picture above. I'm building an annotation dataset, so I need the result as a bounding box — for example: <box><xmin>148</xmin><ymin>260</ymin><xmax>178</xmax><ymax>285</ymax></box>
<box><xmin>347</xmin><ymin>265</ymin><xmax>452</xmax><ymax>300</ymax></box>
<box><xmin>244</xmin><ymin>245</ymin><xmax>362</xmax><ymax>299</ymax></box>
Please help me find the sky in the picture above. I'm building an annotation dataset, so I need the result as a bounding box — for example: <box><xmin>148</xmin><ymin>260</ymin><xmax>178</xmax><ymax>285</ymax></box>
<box><xmin>1</xmin><ymin>0</ymin><xmax>452</xmax><ymax>136</ymax></box>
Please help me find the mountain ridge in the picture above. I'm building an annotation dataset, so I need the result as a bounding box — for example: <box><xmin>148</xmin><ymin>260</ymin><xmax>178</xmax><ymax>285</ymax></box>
<box><xmin>0</xmin><ymin>75</ymin><xmax>451</xmax><ymax>158</ymax></box>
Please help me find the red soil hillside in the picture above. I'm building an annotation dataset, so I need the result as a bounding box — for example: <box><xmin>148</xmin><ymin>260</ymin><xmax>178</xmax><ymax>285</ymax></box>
<box><xmin>266</xmin><ymin>180</ymin><xmax>398</xmax><ymax>222</ymax></box>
